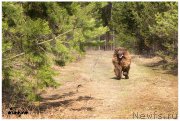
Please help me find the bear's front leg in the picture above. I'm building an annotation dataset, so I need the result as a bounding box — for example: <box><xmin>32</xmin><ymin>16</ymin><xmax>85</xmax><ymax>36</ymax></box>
<box><xmin>117</xmin><ymin>66</ymin><xmax>122</xmax><ymax>80</ymax></box>
<box><xmin>123</xmin><ymin>66</ymin><xmax>130</xmax><ymax>79</ymax></box>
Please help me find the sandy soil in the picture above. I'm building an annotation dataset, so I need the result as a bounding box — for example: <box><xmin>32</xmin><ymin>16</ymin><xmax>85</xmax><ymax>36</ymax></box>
<box><xmin>6</xmin><ymin>50</ymin><xmax>178</xmax><ymax>119</ymax></box>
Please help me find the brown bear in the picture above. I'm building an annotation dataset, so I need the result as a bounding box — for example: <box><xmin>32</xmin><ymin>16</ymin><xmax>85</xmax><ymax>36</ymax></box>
<box><xmin>112</xmin><ymin>47</ymin><xmax>131</xmax><ymax>80</ymax></box>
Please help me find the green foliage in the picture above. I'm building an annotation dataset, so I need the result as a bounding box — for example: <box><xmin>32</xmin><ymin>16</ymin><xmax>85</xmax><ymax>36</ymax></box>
<box><xmin>149</xmin><ymin>2</ymin><xmax>178</xmax><ymax>61</ymax></box>
<box><xmin>23</xmin><ymin>19</ymin><xmax>51</xmax><ymax>38</ymax></box>
<box><xmin>111</xmin><ymin>2</ymin><xmax>178</xmax><ymax>64</ymax></box>
<box><xmin>52</xmin><ymin>40</ymin><xmax>72</xmax><ymax>66</ymax></box>
<box><xmin>84</xmin><ymin>40</ymin><xmax>105</xmax><ymax>47</ymax></box>
<box><xmin>2</xmin><ymin>2</ymin><xmax>107</xmax><ymax>103</ymax></box>
<box><xmin>37</xmin><ymin>65</ymin><xmax>59</xmax><ymax>88</ymax></box>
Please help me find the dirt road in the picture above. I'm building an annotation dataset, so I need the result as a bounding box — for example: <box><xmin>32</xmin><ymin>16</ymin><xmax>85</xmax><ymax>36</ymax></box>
<box><xmin>25</xmin><ymin>51</ymin><xmax>178</xmax><ymax>119</ymax></box>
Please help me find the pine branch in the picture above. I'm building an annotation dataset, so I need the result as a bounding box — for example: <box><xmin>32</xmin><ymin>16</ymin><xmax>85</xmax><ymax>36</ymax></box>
<box><xmin>3</xmin><ymin>52</ymin><xmax>25</xmax><ymax>61</ymax></box>
<box><xmin>37</xmin><ymin>29</ymin><xmax>74</xmax><ymax>45</ymax></box>
<box><xmin>3</xmin><ymin>29</ymin><xmax>75</xmax><ymax>61</ymax></box>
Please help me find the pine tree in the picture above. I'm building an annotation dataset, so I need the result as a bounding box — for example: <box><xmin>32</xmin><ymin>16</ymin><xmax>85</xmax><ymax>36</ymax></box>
<box><xmin>2</xmin><ymin>2</ymin><xmax>108</xmax><ymax>103</ymax></box>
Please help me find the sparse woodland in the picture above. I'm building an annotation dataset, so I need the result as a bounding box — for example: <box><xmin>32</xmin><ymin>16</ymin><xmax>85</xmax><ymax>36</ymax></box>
<box><xmin>2</xmin><ymin>2</ymin><xmax>178</xmax><ymax>118</ymax></box>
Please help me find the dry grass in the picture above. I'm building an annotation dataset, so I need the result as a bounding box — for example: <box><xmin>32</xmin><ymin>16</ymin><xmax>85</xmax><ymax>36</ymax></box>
<box><xmin>3</xmin><ymin>50</ymin><xmax>178</xmax><ymax>119</ymax></box>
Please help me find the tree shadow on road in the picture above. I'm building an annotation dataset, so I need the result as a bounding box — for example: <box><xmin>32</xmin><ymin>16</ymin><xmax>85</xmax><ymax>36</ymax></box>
<box><xmin>110</xmin><ymin>77</ymin><xmax>126</xmax><ymax>80</ymax></box>
<box><xmin>145</xmin><ymin>60</ymin><xmax>177</xmax><ymax>76</ymax></box>
<box><xmin>71</xmin><ymin>107</ymin><xmax>94</xmax><ymax>111</ymax></box>
<box><xmin>35</xmin><ymin>91</ymin><xmax>96</xmax><ymax>113</ymax></box>
<box><xmin>42</xmin><ymin>91</ymin><xmax>76</xmax><ymax>101</ymax></box>
<box><xmin>145</xmin><ymin>60</ymin><xmax>167</xmax><ymax>67</ymax></box>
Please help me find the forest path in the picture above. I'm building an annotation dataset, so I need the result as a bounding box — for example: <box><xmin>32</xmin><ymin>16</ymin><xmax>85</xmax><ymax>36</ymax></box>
<box><xmin>36</xmin><ymin>50</ymin><xmax>177</xmax><ymax>119</ymax></box>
